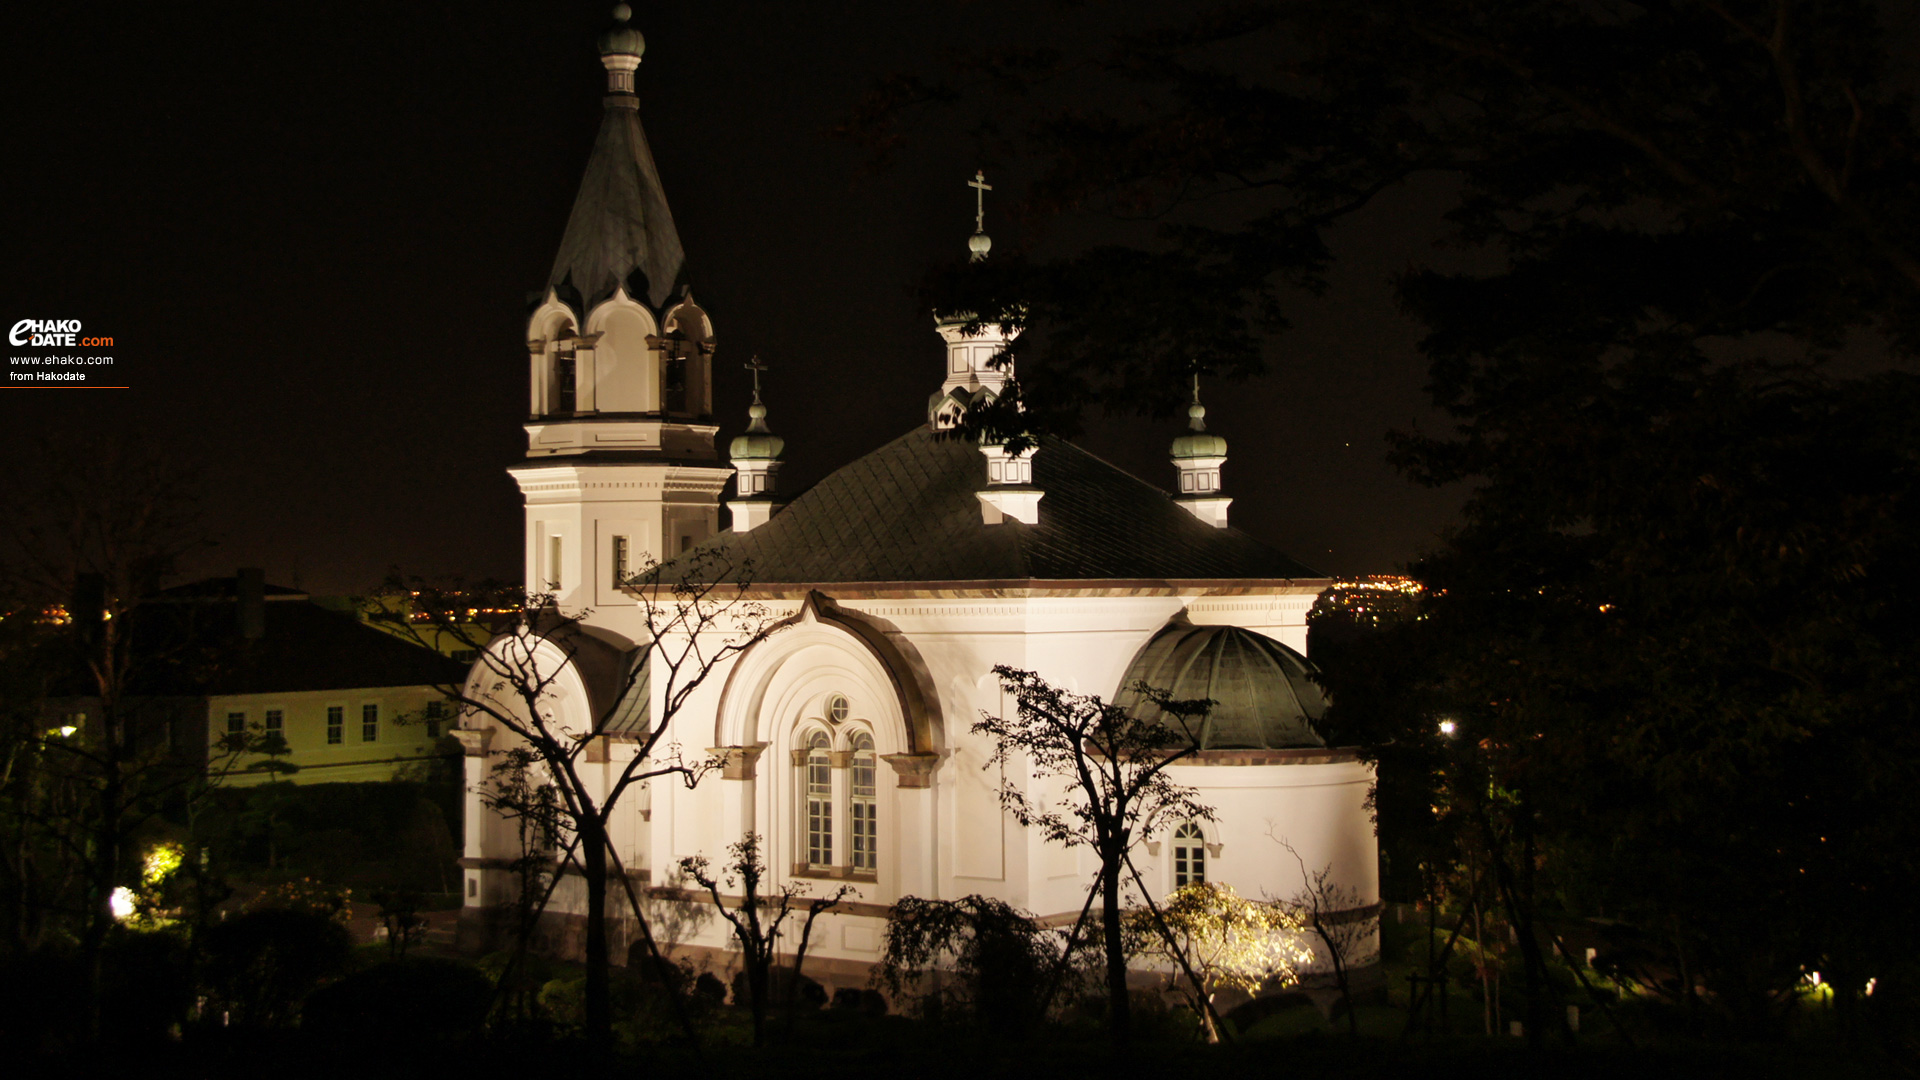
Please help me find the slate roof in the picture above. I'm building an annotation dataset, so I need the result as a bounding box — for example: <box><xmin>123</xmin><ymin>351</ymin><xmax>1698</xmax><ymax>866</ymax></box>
<box><xmin>548</xmin><ymin>97</ymin><xmax>688</xmax><ymax>313</ymax></box>
<box><xmin>696</xmin><ymin>425</ymin><xmax>1322</xmax><ymax>585</ymax></box>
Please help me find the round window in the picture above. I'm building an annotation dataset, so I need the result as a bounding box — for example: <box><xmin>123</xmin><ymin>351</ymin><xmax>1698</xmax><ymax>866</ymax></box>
<box><xmin>825</xmin><ymin>693</ymin><xmax>850</xmax><ymax>723</ymax></box>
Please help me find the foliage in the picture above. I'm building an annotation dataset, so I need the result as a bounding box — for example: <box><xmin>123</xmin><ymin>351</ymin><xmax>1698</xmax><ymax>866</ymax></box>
<box><xmin>974</xmin><ymin>666</ymin><xmax>1213</xmax><ymax>1044</ymax></box>
<box><xmin>853</xmin><ymin>0</ymin><xmax>1920</xmax><ymax>1048</ymax></box>
<box><xmin>846</xmin><ymin>1</ymin><xmax>1920</xmax><ymax>445</ymax></box>
<box><xmin>302</xmin><ymin>956</ymin><xmax>494</xmax><ymax>1043</ymax></box>
<box><xmin>370</xmin><ymin>887</ymin><xmax>425</xmax><ymax>959</ymax></box>
<box><xmin>0</xmin><ymin>438</ymin><xmax>234</xmax><ymax>1038</ymax></box>
<box><xmin>241</xmin><ymin>876</ymin><xmax>353</xmax><ymax>925</ymax></box>
<box><xmin>679</xmin><ymin>833</ymin><xmax>852</xmax><ymax>1046</ymax></box>
<box><xmin>199</xmin><ymin>907</ymin><xmax>351</xmax><ymax>1029</ymax></box>
<box><xmin>872</xmin><ymin>894</ymin><xmax>1061</xmax><ymax>1035</ymax></box>
<box><xmin>1129</xmin><ymin>883</ymin><xmax>1311</xmax><ymax>1042</ymax></box>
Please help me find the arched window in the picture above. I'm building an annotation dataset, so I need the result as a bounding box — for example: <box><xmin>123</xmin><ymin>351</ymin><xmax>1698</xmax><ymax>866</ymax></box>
<box><xmin>1172</xmin><ymin>822</ymin><xmax>1207</xmax><ymax>887</ymax></box>
<box><xmin>554</xmin><ymin>346</ymin><xmax>577</xmax><ymax>413</ymax></box>
<box><xmin>850</xmin><ymin>731</ymin><xmax>877</xmax><ymax>873</ymax></box>
<box><xmin>803</xmin><ymin>730</ymin><xmax>833</xmax><ymax>870</ymax></box>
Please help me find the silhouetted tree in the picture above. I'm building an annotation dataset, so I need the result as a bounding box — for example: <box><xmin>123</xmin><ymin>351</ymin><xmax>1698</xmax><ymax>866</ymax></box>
<box><xmin>678</xmin><ymin>833</ymin><xmax>850</xmax><ymax>1045</ymax></box>
<box><xmin>975</xmin><ymin>665</ymin><xmax>1212</xmax><ymax>1044</ymax></box>
<box><xmin>376</xmin><ymin>549</ymin><xmax>777</xmax><ymax>1051</ymax></box>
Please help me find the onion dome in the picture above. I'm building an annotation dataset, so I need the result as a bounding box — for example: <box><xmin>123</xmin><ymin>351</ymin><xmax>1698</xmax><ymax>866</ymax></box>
<box><xmin>729</xmin><ymin>403</ymin><xmax>785</xmax><ymax>461</ymax></box>
<box><xmin>1171</xmin><ymin>402</ymin><xmax>1228</xmax><ymax>460</ymax></box>
<box><xmin>1115</xmin><ymin>623</ymin><xmax>1327</xmax><ymax>750</ymax></box>
<box><xmin>598</xmin><ymin>3</ymin><xmax>646</xmax><ymax>57</ymax></box>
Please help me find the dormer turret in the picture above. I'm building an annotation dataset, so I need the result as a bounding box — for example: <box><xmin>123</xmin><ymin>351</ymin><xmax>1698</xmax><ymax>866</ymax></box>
<box><xmin>728</xmin><ymin>357</ymin><xmax>785</xmax><ymax>533</ymax></box>
<box><xmin>1171</xmin><ymin>377</ymin><xmax>1231</xmax><ymax>528</ymax></box>
<box><xmin>929</xmin><ymin>171</ymin><xmax>1020</xmax><ymax>430</ymax></box>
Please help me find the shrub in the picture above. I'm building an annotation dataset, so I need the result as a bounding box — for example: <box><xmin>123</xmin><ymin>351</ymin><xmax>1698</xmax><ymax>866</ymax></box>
<box><xmin>201</xmin><ymin>908</ymin><xmax>352</xmax><ymax>1028</ymax></box>
<box><xmin>302</xmin><ymin>957</ymin><xmax>492</xmax><ymax>1043</ymax></box>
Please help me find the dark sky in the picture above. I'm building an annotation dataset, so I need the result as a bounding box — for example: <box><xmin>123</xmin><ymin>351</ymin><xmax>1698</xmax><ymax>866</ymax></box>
<box><xmin>3</xmin><ymin>2</ymin><xmax>1462</xmax><ymax>595</ymax></box>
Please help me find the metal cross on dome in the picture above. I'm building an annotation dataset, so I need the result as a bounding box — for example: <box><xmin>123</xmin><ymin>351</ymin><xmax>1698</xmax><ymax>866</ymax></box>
<box><xmin>744</xmin><ymin>355</ymin><xmax>768</xmax><ymax>404</ymax></box>
<box><xmin>969</xmin><ymin>170</ymin><xmax>992</xmax><ymax>234</ymax></box>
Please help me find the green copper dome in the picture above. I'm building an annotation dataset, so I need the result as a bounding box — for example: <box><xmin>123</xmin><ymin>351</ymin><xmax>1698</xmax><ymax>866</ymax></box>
<box><xmin>1115</xmin><ymin>623</ymin><xmax>1326</xmax><ymax>750</ymax></box>
<box><xmin>730</xmin><ymin>405</ymin><xmax>785</xmax><ymax>461</ymax></box>
<box><xmin>599</xmin><ymin>4</ymin><xmax>646</xmax><ymax>57</ymax></box>
<box><xmin>1171</xmin><ymin>403</ymin><xmax>1227</xmax><ymax>459</ymax></box>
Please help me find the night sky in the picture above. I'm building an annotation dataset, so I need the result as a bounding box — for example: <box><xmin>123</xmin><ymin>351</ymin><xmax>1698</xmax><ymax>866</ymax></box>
<box><xmin>4</xmin><ymin>2</ymin><xmax>1463</xmax><ymax>595</ymax></box>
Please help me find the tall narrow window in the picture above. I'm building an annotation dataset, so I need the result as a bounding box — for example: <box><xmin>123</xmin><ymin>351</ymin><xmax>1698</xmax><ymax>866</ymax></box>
<box><xmin>548</xmin><ymin>535</ymin><xmax>563</xmax><ymax>591</ymax></box>
<box><xmin>663</xmin><ymin>353</ymin><xmax>687</xmax><ymax>414</ymax></box>
<box><xmin>326</xmin><ymin>706</ymin><xmax>344</xmax><ymax>745</ymax></box>
<box><xmin>226</xmin><ymin>711</ymin><xmax>246</xmax><ymax>736</ymax></box>
<box><xmin>555</xmin><ymin>350</ymin><xmax>576</xmax><ymax>413</ymax></box>
<box><xmin>1173</xmin><ymin>822</ymin><xmax>1207</xmax><ymax>887</ymax></box>
<box><xmin>611</xmin><ymin>535</ymin><xmax>630</xmax><ymax>586</ymax></box>
<box><xmin>424</xmin><ymin>701</ymin><xmax>445</xmax><ymax>740</ymax></box>
<box><xmin>264</xmin><ymin>709</ymin><xmax>283</xmax><ymax>735</ymax></box>
<box><xmin>804</xmin><ymin>731</ymin><xmax>833</xmax><ymax>869</ymax></box>
<box><xmin>362</xmin><ymin>704</ymin><xmax>379</xmax><ymax>743</ymax></box>
<box><xmin>850</xmin><ymin>731</ymin><xmax>877</xmax><ymax>874</ymax></box>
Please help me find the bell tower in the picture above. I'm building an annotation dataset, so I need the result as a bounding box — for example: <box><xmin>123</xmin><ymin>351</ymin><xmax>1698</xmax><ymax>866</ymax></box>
<box><xmin>509</xmin><ymin>4</ymin><xmax>730</xmax><ymax>621</ymax></box>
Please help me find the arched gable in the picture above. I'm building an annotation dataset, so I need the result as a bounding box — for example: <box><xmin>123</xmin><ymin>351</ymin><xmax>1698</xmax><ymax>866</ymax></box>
<box><xmin>715</xmin><ymin>592</ymin><xmax>943</xmax><ymax>757</ymax></box>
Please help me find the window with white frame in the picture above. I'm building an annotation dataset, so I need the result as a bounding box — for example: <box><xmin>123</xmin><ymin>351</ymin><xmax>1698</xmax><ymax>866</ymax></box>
<box><xmin>226</xmin><ymin>711</ymin><xmax>246</xmax><ymax>737</ymax></box>
<box><xmin>850</xmin><ymin>731</ymin><xmax>877</xmax><ymax>873</ymax></box>
<box><xmin>792</xmin><ymin>704</ymin><xmax>881</xmax><ymax>879</ymax></box>
<box><xmin>803</xmin><ymin>730</ymin><xmax>833</xmax><ymax>869</ymax></box>
<box><xmin>264</xmin><ymin>709</ymin><xmax>284</xmax><ymax>747</ymax></box>
<box><xmin>1173</xmin><ymin>822</ymin><xmax>1207</xmax><ymax>887</ymax></box>
<box><xmin>361</xmin><ymin>703</ymin><xmax>379</xmax><ymax>743</ymax></box>
<box><xmin>326</xmin><ymin>706</ymin><xmax>344</xmax><ymax>745</ymax></box>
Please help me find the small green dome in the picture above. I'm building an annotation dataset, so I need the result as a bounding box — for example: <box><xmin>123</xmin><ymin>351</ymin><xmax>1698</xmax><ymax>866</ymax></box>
<box><xmin>1171</xmin><ymin>402</ymin><xmax>1227</xmax><ymax>459</ymax></box>
<box><xmin>598</xmin><ymin>4</ymin><xmax>646</xmax><ymax>57</ymax></box>
<box><xmin>1115</xmin><ymin>623</ymin><xmax>1326</xmax><ymax>750</ymax></box>
<box><xmin>730</xmin><ymin>404</ymin><xmax>784</xmax><ymax>460</ymax></box>
<box><xmin>1171</xmin><ymin>431</ymin><xmax>1228</xmax><ymax>459</ymax></box>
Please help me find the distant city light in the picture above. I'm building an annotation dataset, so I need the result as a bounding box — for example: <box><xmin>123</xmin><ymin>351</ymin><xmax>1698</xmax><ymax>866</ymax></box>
<box><xmin>1438</xmin><ymin>720</ymin><xmax>1457</xmax><ymax>736</ymax></box>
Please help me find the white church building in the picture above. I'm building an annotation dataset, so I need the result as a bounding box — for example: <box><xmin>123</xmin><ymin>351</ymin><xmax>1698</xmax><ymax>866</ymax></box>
<box><xmin>456</xmin><ymin>6</ymin><xmax>1379</xmax><ymax>997</ymax></box>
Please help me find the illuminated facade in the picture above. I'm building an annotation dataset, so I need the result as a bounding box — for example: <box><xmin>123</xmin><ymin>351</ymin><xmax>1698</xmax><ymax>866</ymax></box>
<box><xmin>456</xmin><ymin>6</ymin><xmax>1379</xmax><ymax>999</ymax></box>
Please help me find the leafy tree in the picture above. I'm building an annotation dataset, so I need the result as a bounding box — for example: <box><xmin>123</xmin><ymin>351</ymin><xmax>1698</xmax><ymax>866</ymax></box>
<box><xmin>677</xmin><ymin>833</ymin><xmax>851</xmax><ymax>1045</ymax></box>
<box><xmin>859</xmin><ymin>0</ymin><xmax>1920</xmax><ymax>1047</ymax></box>
<box><xmin>872</xmin><ymin>894</ymin><xmax>1061</xmax><ymax>1034</ymax></box>
<box><xmin>1129</xmin><ymin>882</ymin><xmax>1312</xmax><ymax>1043</ymax></box>
<box><xmin>200</xmin><ymin>907</ymin><xmax>352</xmax><ymax>1029</ymax></box>
<box><xmin>376</xmin><ymin>548</ymin><xmax>777</xmax><ymax>1049</ymax></box>
<box><xmin>974</xmin><ymin>665</ymin><xmax>1212</xmax><ymax>1044</ymax></box>
<box><xmin>0</xmin><ymin>438</ymin><xmax>239</xmax><ymax>1040</ymax></box>
<box><xmin>849</xmin><ymin>0</ymin><xmax>1920</xmax><ymax>441</ymax></box>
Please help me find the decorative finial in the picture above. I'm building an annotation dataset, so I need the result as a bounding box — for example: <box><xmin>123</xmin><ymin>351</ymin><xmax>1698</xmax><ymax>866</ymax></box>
<box><xmin>598</xmin><ymin>3</ymin><xmax>646</xmax><ymax>92</ymax></box>
<box><xmin>744</xmin><ymin>355</ymin><xmax>769</xmax><ymax>426</ymax></box>
<box><xmin>1188</xmin><ymin>373</ymin><xmax>1207</xmax><ymax>431</ymax></box>
<box><xmin>968</xmin><ymin>170</ymin><xmax>993</xmax><ymax>262</ymax></box>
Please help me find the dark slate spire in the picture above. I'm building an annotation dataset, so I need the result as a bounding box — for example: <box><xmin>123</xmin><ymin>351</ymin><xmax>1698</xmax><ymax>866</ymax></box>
<box><xmin>546</xmin><ymin>4</ymin><xmax>688</xmax><ymax>313</ymax></box>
